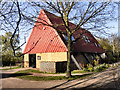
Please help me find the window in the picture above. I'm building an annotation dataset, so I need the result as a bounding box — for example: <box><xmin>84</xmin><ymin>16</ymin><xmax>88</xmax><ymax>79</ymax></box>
<box><xmin>94</xmin><ymin>42</ymin><xmax>98</xmax><ymax>47</ymax></box>
<box><xmin>43</xmin><ymin>27</ymin><xmax>45</xmax><ymax>30</ymax></box>
<box><xmin>87</xmin><ymin>39</ymin><xmax>90</xmax><ymax>43</ymax></box>
<box><xmin>63</xmin><ymin>34</ymin><xmax>68</xmax><ymax>41</ymax></box>
<box><xmin>82</xmin><ymin>35</ymin><xmax>90</xmax><ymax>43</ymax></box>
<box><xmin>37</xmin><ymin>56</ymin><xmax>41</xmax><ymax>60</ymax></box>
<box><xmin>83</xmin><ymin>35</ymin><xmax>86</xmax><ymax>39</ymax></box>
<box><xmin>71</xmin><ymin>36</ymin><xmax>75</xmax><ymax>41</ymax></box>
<box><xmin>98</xmin><ymin>43</ymin><xmax>101</xmax><ymax>48</ymax></box>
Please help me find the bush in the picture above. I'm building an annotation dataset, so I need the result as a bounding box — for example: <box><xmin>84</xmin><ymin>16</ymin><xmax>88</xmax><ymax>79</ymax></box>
<box><xmin>83</xmin><ymin>64</ymin><xmax>94</xmax><ymax>72</ymax></box>
<box><xmin>83</xmin><ymin>63</ymin><xmax>110</xmax><ymax>72</ymax></box>
<box><xmin>2</xmin><ymin>54</ymin><xmax>15</xmax><ymax>66</ymax></box>
<box><xmin>94</xmin><ymin>64</ymin><xmax>110</xmax><ymax>72</ymax></box>
<box><xmin>2</xmin><ymin>53</ymin><xmax>23</xmax><ymax>66</ymax></box>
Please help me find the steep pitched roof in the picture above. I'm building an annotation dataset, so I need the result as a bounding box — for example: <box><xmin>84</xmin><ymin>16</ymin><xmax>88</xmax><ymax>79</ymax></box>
<box><xmin>23</xmin><ymin>9</ymin><xmax>68</xmax><ymax>54</ymax></box>
<box><xmin>23</xmin><ymin>9</ymin><xmax>105</xmax><ymax>54</ymax></box>
<box><xmin>44</xmin><ymin>9</ymin><xmax>105</xmax><ymax>53</ymax></box>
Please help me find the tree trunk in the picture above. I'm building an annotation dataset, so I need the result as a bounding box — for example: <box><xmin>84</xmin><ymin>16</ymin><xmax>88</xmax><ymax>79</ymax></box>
<box><xmin>66</xmin><ymin>34</ymin><xmax>72</xmax><ymax>78</ymax></box>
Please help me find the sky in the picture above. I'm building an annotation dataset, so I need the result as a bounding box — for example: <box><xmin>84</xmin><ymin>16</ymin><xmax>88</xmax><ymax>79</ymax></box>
<box><xmin>0</xmin><ymin>1</ymin><xmax>119</xmax><ymax>52</ymax></box>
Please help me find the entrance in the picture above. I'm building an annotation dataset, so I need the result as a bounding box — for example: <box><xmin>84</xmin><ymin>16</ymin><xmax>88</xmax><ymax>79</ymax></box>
<box><xmin>29</xmin><ymin>54</ymin><xmax>36</xmax><ymax>68</ymax></box>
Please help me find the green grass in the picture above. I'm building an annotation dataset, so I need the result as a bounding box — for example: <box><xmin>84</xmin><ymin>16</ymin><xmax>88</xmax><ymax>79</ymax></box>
<box><xmin>16</xmin><ymin>69</ymin><xmax>43</xmax><ymax>74</ymax></box>
<box><xmin>17</xmin><ymin>75</ymin><xmax>67</xmax><ymax>81</ymax></box>
<box><xmin>16</xmin><ymin>69</ymin><xmax>65</xmax><ymax>74</ymax></box>
<box><xmin>16</xmin><ymin>69</ymin><xmax>56</xmax><ymax>74</ymax></box>
<box><xmin>17</xmin><ymin>69</ymin><xmax>89</xmax><ymax>74</ymax></box>
<box><xmin>71</xmin><ymin>70</ymin><xmax>89</xmax><ymax>74</ymax></box>
<box><xmin>94</xmin><ymin>64</ymin><xmax>110</xmax><ymax>72</ymax></box>
<box><xmin>2</xmin><ymin>66</ymin><xmax>21</xmax><ymax>70</ymax></box>
<box><xmin>15</xmin><ymin>69</ymin><xmax>93</xmax><ymax>81</ymax></box>
<box><xmin>16</xmin><ymin>73</ymin><xmax>93</xmax><ymax>81</ymax></box>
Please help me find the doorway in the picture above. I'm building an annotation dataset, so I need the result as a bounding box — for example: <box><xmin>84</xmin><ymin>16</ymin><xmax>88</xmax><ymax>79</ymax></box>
<box><xmin>29</xmin><ymin>54</ymin><xmax>36</xmax><ymax>68</ymax></box>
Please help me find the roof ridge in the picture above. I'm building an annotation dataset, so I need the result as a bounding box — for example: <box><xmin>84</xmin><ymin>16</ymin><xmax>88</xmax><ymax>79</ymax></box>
<box><xmin>42</xmin><ymin>9</ymin><xmax>88</xmax><ymax>32</ymax></box>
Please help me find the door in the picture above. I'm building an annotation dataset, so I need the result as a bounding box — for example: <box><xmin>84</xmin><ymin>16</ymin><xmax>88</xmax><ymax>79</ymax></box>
<box><xmin>29</xmin><ymin>54</ymin><xmax>36</xmax><ymax>68</ymax></box>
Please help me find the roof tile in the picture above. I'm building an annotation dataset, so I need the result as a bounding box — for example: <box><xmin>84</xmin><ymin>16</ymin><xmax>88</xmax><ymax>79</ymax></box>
<box><xmin>23</xmin><ymin>9</ymin><xmax>105</xmax><ymax>54</ymax></box>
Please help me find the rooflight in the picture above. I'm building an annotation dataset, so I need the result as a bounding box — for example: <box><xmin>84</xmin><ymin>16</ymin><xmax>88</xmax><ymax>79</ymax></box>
<box><xmin>98</xmin><ymin>43</ymin><xmax>101</xmax><ymax>48</ymax></box>
<box><xmin>83</xmin><ymin>35</ymin><xmax>90</xmax><ymax>43</ymax></box>
<box><xmin>83</xmin><ymin>35</ymin><xmax>86</xmax><ymax>39</ymax></box>
<box><xmin>71</xmin><ymin>36</ymin><xmax>75</xmax><ymax>41</ymax></box>
<box><xmin>94</xmin><ymin>42</ymin><xmax>98</xmax><ymax>47</ymax></box>
<box><xmin>63</xmin><ymin>34</ymin><xmax>68</xmax><ymax>41</ymax></box>
<box><xmin>43</xmin><ymin>27</ymin><xmax>45</xmax><ymax>30</ymax></box>
<box><xmin>28</xmin><ymin>48</ymin><xmax>30</xmax><ymax>51</ymax></box>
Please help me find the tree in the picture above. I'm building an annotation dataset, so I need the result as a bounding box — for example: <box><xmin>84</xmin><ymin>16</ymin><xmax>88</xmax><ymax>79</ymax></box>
<box><xmin>97</xmin><ymin>37</ymin><xmax>112</xmax><ymax>52</ymax></box>
<box><xmin>1</xmin><ymin>31</ymin><xmax>22</xmax><ymax>66</ymax></box>
<box><xmin>2</xmin><ymin>32</ymin><xmax>20</xmax><ymax>54</ymax></box>
<box><xmin>98</xmin><ymin>36</ymin><xmax>120</xmax><ymax>63</ymax></box>
<box><xmin>112</xmin><ymin>34</ymin><xmax>120</xmax><ymax>56</ymax></box>
<box><xmin>0</xmin><ymin>1</ymin><xmax>117</xmax><ymax>77</ymax></box>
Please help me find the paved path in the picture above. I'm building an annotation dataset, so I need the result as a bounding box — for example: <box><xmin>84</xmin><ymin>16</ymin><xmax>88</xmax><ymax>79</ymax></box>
<box><xmin>1</xmin><ymin>66</ymin><xmax>120</xmax><ymax>89</ymax></box>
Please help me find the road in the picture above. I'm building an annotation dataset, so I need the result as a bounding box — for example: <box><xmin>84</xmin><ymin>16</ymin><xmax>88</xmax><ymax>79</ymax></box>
<box><xmin>1</xmin><ymin>66</ymin><xmax>120</xmax><ymax>89</ymax></box>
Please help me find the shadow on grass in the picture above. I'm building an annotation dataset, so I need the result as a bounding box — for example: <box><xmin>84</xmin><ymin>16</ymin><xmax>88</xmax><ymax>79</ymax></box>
<box><xmin>1</xmin><ymin>73</ymin><xmax>32</xmax><ymax>79</ymax></box>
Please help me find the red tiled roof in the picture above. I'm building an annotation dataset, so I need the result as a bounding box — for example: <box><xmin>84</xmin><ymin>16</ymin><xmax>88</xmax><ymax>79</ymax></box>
<box><xmin>23</xmin><ymin>9</ymin><xmax>105</xmax><ymax>54</ymax></box>
<box><xmin>23</xmin><ymin>9</ymin><xmax>68</xmax><ymax>54</ymax></box>
<box><xmin>44</xmin><ymin>9</ymin><xmax>105</xmax><ymax>53</ymax></box>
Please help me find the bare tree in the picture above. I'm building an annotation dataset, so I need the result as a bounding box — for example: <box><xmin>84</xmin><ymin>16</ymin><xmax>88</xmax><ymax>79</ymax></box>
<box><xmin>0</xmin><ymin>1</ymin><xmax>117</xmax><ymax>77</ymax></box>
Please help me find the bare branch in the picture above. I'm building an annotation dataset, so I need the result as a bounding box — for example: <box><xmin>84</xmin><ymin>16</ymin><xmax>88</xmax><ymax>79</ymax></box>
<box><xmin>10</xmin><ymin>1</ymin><xmax>21</xmax><ymax>56</ymax></box>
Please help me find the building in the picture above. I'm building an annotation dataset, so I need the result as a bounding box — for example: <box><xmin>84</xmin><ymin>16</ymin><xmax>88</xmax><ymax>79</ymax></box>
<box><xmin>23</xmin><ymin>9</ymin><xmax>105</xmax><ymax>73</ymax></box>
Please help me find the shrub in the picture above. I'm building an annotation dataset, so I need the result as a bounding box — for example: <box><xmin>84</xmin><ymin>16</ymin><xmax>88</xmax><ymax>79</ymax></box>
<box><xmin>94</xmin><ymin>64</ymin><xmax>109</xmax><ymax>72</ymax></box>
<box><xmin>94</xmin><ymin>60</ymin><xmax>99</xmax><ymax>66</ymax></box>
<box><xmin>83</xmin><ymin>63</ymin><xmax>109</xmax><ymax>72</ymax></box>
<box><xmin>87</xmin><ymin>64</ymin><xmax>94</xmax><ymax>72</ymax></box>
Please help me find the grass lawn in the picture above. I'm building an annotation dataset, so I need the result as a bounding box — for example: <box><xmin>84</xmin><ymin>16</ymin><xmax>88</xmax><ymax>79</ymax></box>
<box><xmin>71</xmin><ymin>70</ymin><xmax>89</xmax><ymax>74</ymax></box>
<box><xmin>16</xmin><ymin>69</ymin><xmax>43</xmax><ymax>73</ymax></box>
<box><xmin>16</xmin><ymin>72</ymin><xmax>93</xmax><ymax>81</ymax></box>
<box><xmin>16</xmin><ymin>69</ymin><xmax>66</xmax><ymax>74</ymax></box>
<box><xmin>15</xmin><ymin>69</ymin><xmax>93</xmax><ymax>81</ymax></box>
<box><xmin>16</xmin><ymin>69</ymin><xmax>88</xmax><ymax>74</ymax></box>
<box><xmin>2</xmin><ymin>66</ymin><xmax>22</xmax><ymax>70</ymax></box>
<box><xmin>14</xmin><ymin>63</ymin><xmax>112</xmax><ymax>81</ymax></box>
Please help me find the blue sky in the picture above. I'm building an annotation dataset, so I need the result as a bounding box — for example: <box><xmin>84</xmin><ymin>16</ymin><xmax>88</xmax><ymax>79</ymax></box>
<box><xmin>0</xmin><ymin>1</ymin><xmax>119</xmax><ymax>52</ymax></box>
